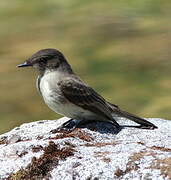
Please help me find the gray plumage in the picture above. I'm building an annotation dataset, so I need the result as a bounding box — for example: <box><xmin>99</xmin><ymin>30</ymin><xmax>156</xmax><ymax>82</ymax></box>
<box><xmin>17</xmin><ymin>48</ymin><xmax>157</xmax><ymax>129</ymax></box>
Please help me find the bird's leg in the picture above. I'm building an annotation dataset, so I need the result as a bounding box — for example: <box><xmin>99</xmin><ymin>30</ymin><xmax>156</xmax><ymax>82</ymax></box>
<box><xmin>61</xmin><ymin>119</ymin><xmax>102</xmax><ymax>129</ymax></box>
<box><xmin>51</xmin><ymin>119</ymin><xmax>82</xmax><ymax>133</ymax></box>
<box><xmin>51</xmin><ymin>119</ymin><xmax>121</xmax><ymax>133</ymax></box>
<box><xmin>50</xmin><ymin>119</ymin><xmax>77</xmax><ymax>133</ymax></box>
<box><xmin>61</xmin><ymin>119</ymin><xmax>80</xmax><ymax>129</ymax></box>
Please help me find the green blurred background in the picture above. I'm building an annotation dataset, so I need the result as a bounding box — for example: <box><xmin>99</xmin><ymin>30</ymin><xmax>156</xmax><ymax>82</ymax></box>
<box><xmin>1</xmin><ymin>0</ymin><xmax>171</xmax><ymax>134</ymax></box>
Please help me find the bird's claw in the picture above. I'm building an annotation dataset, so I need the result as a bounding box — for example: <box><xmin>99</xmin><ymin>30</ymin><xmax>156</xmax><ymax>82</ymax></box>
<box><xmin>50</xmin><ymin>119</ymin><xmax>80</xmax><ymax>133</ymax></box>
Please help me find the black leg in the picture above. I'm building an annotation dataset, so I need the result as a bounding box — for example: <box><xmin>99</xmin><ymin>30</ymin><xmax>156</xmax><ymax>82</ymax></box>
<box><xmin>51</xmin><ymin>119</ymin><xmax>121</xmax><ymax>133</ymax></box>
<box><xmin>61</xmin><ymin>119</ymin><xmax>79</xmax><ymax>129</ymax></box>
<box><xmin>50</xmin><ymin>119</ymin><xmax>78</xmax><ymax>133</ymax></box>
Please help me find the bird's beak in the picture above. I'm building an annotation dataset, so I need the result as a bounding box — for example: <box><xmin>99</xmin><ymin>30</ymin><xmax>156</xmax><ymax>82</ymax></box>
<box><xmin>17</xmin><ymin>61</ymin><xmax>32</xmax><ymax>68</ymax></box>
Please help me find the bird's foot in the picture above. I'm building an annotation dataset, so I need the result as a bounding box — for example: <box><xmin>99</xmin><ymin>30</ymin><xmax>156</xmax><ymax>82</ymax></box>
<box><xmin>61</xmin><ymin>119</ymin><xmax>80</xmax><ymax>129</ymax></box>
<box><xmin>51</xmin><ymin>119</ymin><xmax>122</xmax><ymax>134</ymax></box>
<box><xmin>51</xmin><ymin>119</ymin><xmax>81</xmax><ymax>133</ymax></box>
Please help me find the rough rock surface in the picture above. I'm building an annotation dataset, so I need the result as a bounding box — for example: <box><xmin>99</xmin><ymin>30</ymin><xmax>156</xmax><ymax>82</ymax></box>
<box><xmin>0</xmin><ymin>117</ymin><xmax>171</xmax><ymax>180</ymax></box>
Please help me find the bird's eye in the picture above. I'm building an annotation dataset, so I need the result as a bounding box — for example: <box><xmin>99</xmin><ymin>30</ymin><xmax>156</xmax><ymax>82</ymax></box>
<box><xmin>40</xmin><ymin>57</ymin><xmax>47</xmax><ymax>63</ymax></box>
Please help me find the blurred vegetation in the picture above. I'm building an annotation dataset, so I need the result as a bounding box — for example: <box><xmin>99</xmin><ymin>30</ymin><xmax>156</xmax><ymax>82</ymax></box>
<box><xmin>0</xmin><ymin>0</ymin><xmax>171</xmax><ymax>133</ymax></box>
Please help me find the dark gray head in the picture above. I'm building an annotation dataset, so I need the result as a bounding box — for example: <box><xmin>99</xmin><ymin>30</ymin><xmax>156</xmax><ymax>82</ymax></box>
<box><xmin>17</xmin><ymin>48</ymin><xmax>73</xmax><ymax>74</ymax></box>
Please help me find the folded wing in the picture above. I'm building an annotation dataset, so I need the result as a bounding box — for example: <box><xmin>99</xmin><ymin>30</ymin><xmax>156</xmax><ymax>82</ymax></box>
<box><xmin>58</xmin><ymin>79</ymin><xmax>120</xmax><ymax>128</ymax></box>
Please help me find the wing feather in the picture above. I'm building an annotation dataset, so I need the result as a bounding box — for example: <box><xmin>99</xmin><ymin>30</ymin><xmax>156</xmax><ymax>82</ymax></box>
<box><xmin>59</xmin><ymin>79</ymin><xmax>113</xmax><ymax>121</ymax></box>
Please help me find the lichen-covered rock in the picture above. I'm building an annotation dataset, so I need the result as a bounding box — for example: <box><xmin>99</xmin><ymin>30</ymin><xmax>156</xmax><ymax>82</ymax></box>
<box><xmin>0</xmin><ymin>117</ymin><xmax>171</xmax><ymax>180</ymax></box>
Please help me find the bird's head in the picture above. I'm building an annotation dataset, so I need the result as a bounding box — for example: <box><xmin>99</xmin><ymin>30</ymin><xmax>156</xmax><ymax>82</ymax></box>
<box><xmin>17</xmin><ymin>48</ymin><xmax>70</xmax><ymax>74</ymax></box>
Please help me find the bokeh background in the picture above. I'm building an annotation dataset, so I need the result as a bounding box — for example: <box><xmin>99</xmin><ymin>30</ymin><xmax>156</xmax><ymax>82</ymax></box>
<box><xmin>0</xmin><ymin>0</ymin><xmax>171</xmax><ymax>133</ymax></box>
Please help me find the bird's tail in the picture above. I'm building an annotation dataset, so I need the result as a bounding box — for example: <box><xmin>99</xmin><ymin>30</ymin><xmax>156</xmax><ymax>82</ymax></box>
<box><xmin>107</xmin><ymin>102</ymin><xmax>157</xmax><ymax>129</ymax></box>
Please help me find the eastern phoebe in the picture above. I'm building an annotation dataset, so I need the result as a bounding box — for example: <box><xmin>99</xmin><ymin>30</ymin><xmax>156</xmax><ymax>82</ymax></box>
<box><xmin>17</xmin><ymin>48</ymin><xmax>157</xmax><ymax>130</ymax></box>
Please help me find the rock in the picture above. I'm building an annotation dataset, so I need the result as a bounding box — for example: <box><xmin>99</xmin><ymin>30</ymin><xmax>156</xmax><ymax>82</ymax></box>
<box><xmin>0</xmin><ymin>117</ymin><xmax>171</xmax><ymax>180</ymax></box>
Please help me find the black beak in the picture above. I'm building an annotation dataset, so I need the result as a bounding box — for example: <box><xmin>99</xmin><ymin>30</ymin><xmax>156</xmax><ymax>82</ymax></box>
<box><xmin>17</xmin><ymin>61</ymin><xmax>32</xmax><ymax>68</ymax></box>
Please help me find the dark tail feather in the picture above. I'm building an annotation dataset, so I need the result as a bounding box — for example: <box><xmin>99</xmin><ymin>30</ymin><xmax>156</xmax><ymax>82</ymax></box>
<box><xmin>107</xmin><ymin>102</ymin><xmax>157</xmax><ymax>129</ymax></box>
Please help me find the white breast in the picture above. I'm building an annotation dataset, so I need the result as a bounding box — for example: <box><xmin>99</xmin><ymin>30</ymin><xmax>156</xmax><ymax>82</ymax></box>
<box><xmin>39</xmin><ymin>71</ymin><xmax>63</xmax><ymax>107</ymax></box>
<box><xmin>39</xmin><ymin>72</ymin><xmax>95</xmax><ymax>119</ymax></box>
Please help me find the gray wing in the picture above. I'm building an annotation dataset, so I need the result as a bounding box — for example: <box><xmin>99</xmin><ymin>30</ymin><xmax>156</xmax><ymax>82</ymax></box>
<box><xmin>58</xmin><ymin>79</ymin><xmax>120</xmax><ymax>127</ymax></box>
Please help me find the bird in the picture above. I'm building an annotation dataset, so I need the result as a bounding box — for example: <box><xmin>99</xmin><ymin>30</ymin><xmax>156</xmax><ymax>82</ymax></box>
<box><xmin>17</xmin><ymin>48</ymin><xmax>157</xmax><ymax>130</ymax></box>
